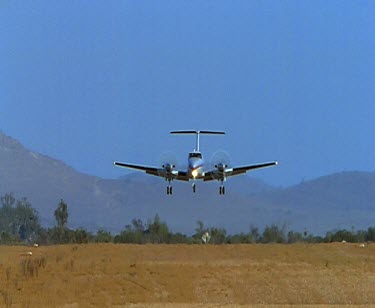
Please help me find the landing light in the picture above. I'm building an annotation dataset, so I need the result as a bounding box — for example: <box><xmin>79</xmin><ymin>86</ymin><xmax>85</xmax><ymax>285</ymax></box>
<box><xmin>192</xmin><ymin>169</ymin><xmax>198</xmax><ymax>178</ymax></box>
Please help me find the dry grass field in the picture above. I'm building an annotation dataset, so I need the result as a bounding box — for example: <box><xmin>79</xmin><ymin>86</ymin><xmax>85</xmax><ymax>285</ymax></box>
<box><xmin>0</xmin><ymin>243</ymin><xmax>375</xmax><ymax>307</ymax></box>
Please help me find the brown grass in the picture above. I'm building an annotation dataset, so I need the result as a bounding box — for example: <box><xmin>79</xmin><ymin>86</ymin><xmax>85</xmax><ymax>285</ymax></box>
<box><xmin>0</xmin><ymin>243</ymin><xmax>375</xmax><ymax>307</ymax></box>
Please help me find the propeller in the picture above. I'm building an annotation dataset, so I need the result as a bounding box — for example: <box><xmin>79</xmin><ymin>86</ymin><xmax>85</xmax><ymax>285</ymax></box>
<box><xmin>210</xmin><ymin>150</ymin><xmax>231</xmax><ymax>173</ymax></box>
<box><xmin>159</xmin><ymin>151</ymin><xmax>178</xmax><ymax>171</ymax></box>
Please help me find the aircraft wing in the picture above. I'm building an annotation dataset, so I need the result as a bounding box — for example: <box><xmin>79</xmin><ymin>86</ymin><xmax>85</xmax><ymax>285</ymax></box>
<box><xmin>114</xmin><ymin>162</ymin><xmax>159</xmax><ymax>176</ymax></box>
<box><xmin>114</xmin><ymin>162</ymin><xmax>190</xmax><ymax>181</ymax></box>
<box><xmin>175</xmin><ymin>171</ymin><xmax>189</xmax><ymax>181</ymax></box>
<box><xmin>203</xmin><ymin>161</ymin><xmax>278</xmax><ymax>181</ymax></box>
<box><xmin>229</xmin><ymin>161</ymin><xmax>278</xmax><ymax>176</ymax></box>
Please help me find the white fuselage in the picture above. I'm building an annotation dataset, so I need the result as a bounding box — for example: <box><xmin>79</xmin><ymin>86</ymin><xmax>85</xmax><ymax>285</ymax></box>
<box><xmin>187</xmin><ymin>151</ymin><xmax>204</xmax><ymax>179</ymax></box>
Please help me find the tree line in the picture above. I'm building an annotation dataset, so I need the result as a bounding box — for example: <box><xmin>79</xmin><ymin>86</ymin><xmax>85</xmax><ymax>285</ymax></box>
<box><xmin>1</xmin><ymin>193</ymin><xmax>374</xmax><ymax>245</ymax></box>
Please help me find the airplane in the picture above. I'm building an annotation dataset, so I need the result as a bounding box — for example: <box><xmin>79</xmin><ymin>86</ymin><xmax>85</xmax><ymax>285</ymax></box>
<box><xmin>114</xmin><ymin>130</ymin><xmax>277</xmax><ymax>195</ymax></box>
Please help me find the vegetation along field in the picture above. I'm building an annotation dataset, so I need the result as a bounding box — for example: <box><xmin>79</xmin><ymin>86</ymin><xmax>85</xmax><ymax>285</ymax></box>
<box><xmin>0</xmin><ymin>243</ymin><xmax>375</xmax><ymax>307</ymax></box>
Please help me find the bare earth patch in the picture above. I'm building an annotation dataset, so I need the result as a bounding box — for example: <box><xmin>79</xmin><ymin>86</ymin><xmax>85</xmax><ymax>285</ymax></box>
<box><xmin>0</xmin><ymin>243</ymin><xmax>374</xmax><ymax>307</ymax></box>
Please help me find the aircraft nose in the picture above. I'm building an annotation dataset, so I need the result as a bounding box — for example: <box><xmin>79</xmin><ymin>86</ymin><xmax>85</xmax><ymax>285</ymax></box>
<box><xmin>190</xmin><ymin>161</ymin><xmax>200</xmax><ymax>169</ymax></box>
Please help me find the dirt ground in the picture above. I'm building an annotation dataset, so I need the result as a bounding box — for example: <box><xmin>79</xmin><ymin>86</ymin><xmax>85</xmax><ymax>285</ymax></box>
<box><xmin>0</xmin><ymin>243</ymin><xmax>375</xmax><ymax>307</ymax></box>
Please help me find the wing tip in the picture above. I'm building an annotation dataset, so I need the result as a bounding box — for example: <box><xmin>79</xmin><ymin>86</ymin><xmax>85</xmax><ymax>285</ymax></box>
<box><xmin>114</xmin><ymin>161</ymin><xmax>123</xmax><ymax>167</ymax></box>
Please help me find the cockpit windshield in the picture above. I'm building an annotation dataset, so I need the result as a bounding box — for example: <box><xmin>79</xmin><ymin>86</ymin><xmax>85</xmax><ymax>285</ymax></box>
<box><xmin>189</xmin><ymin>152</ymin><xmax>202</xmax><ymax>158</ymax></box>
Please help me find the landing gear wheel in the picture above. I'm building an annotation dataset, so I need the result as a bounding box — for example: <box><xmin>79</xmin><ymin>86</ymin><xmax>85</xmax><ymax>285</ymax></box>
<box><xmin>219</xmin><ymin>186</ymin><xmax>225</xmax><ymax>195</ymax></box>
<box><xmin>167</xmin><ymin>186</ymin><xmax>173</xmax><ymax>195</ymax></box>
<box><xmin>192</xmin><ymin>183</ymin><xmax>196</xmax><ymax>193</ymax></box>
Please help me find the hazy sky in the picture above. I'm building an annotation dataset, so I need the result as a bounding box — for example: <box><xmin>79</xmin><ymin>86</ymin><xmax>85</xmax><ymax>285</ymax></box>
<box><xmin>1</xmin><ymin>1</ymin><xmax>374</xmax><ymax>186</ymax></box>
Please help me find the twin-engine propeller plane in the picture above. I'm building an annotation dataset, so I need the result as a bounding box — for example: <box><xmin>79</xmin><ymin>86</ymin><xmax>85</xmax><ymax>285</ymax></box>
<box><xmin>114</xmin><ymin>130</ymin><xmax>277</xmax><ymax>195</ymax></box>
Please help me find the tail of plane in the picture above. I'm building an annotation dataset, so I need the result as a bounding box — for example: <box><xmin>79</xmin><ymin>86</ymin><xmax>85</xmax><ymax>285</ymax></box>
<box><xmin>170</xmin><ymin>130</ymin><xmax>225</xmax><ymax>152</ymax></box>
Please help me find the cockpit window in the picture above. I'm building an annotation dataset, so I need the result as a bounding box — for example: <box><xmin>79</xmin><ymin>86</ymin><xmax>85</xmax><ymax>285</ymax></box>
<box><xmin>189</xmin><ymin>152</ymin><xmax>202</xmax><ymax>158</ymax></box>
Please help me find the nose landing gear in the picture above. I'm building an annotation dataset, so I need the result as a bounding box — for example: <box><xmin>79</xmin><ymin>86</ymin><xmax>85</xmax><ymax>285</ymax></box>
<box><xmin>219</xmin><ymin>179</ymin><xmax>226</xmax><ymax>195</ymax></box>
<box><xmin>166</xmin><ymin>179</ymin><xmax>173</xmax><ymax>195</ymax></box>
<box><xmin>192</xmin><ymin>182</ymin><xmax>196</xmax><ymax>193</ymax></box>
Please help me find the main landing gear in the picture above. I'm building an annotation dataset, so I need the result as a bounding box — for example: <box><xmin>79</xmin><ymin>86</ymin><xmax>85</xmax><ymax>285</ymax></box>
<box><xmin>219</xmin><ymin>185</ymin><xmax>225</xmax><ymax>195</ymax></box>
<box><xmin>167</xmin><ymin>185</ymin><xmax>173</xmax><ymax>195</ymax></box>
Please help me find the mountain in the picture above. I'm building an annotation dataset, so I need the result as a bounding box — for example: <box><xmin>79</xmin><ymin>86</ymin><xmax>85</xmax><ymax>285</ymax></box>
<box><xmin>254</xmin><ymin>172</ymin><xmax>375</xmax><ymax>233</ymax></box>
<box><xmin>0</xmin><ymin>131</ymin><xmax>374</xmax><ymax>235</ymax></box>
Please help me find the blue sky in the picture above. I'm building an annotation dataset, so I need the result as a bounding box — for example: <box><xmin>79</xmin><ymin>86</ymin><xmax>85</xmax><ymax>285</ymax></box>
<box><xmin>1</xmin><ymin>1</ymin><xmax>374</xmax><ymax>186</ymax></box>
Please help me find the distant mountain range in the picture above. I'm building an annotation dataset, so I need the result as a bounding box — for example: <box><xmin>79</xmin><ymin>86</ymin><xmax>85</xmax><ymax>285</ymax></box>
<box><xmin>0</xmin><ymin>131</ymin><xmax>374</xmax><ymax>235</ymax></box>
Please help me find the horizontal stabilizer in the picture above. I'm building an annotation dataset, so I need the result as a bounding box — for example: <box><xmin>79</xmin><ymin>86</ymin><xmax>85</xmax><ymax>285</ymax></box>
<box><xmin>170</xmin><ymin>130</ymin><xmax>225</xmax><ymax>151</ymax></box>
<box><xmin>170</xmin><ymin>130</ymin><xmax>225</xmax><ymax>135</ymax></box>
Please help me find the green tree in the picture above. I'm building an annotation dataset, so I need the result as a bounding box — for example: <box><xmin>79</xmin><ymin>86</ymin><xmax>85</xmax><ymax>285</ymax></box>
<box><xmin>0</xmin><ymin>193</ymin><xmax>16</xmax><ymax>234</ymax></box>
<box><xmin>74</xmin><ymin>228</ymin><xmax>91</xmax><ymax>244</ymax></box>
<box><xmin>324</xmin><ymin>231</ymin><xmax>334</xmax><ymax>243</ymax></box>
<box><xmin>146</xmin><ymin>214</ymin><xmax>170</xmax><ymax>243</ymax></box>
<box><xmin>330</xmin><ymin>229</ymin><xmax>356</xmax><ymax>242</ymax></box>
<box><xmin>114</xmin><ymin>218</ymin><xmax>147</xmax><ymax>243</ymax></box>
<box><xmin>50</xmin><ymin>199</ymin><xmax>70</xmax><ymax>244</ymax></box>
<box><xmin>261</xmin><ymin>224</ymin><xmax>286</xmax><ymax>243</ymax></box>
<box><xmin>366</xmin><ymin>227</ymin><xmax>375</xmax><ymax>242</ymax></box>
<box><xmin>195</xmin><ymin>220</ymin><xmax>205</xmax><ymax>236</ymax></box>
<box><xmin>1</xmin><ymin>193</ymin><xmax>16</xmax><ymax>208</ymax></box>
<box><xmin>14</xmin><ymin>198</ymin><xmax>40</xmax><ymax>241</ymax></box>
<box><xmin>249</xmin><ymin>225</ymin><xmax>260</xmax><ymax>243</ymax></box>
<box><xmin>192</xmin><ymin>220</ymin><xmax>208</xmax><ymax>243</ymax></box>
<box><xmin>356</xmin><ymin>230</ymin><xmax>367</xmax><ymax>243</ymax></box>
<box><xmin>0</xmin><ymin>194</ymin><xmax>41</xmax><ymax>243</ymax></box>
<box><xmin>227</xmin><ymin>233</ymin><xmax>249</xmax><ymax>244</ymax></box>
<box><xmin>208</xmin><ymin>227</ymin><xmax>227</xmax><ymax>244</ymax></box>
<box><xmin>287</xmin><ymin>231</ymin><xmax>304</xmax><ymax>243</ymax></box>
<box><xmin>0</xmin><ymin>231</ymin><xmax>19</xmax><ymax>245</ymax></box>
<box><xmin>96</xmin><ymin>229</ymin><xmax>113</xmax><ymax>243</ymax></box>
<box><xmin>131</xmin><ymin>218</ymin><xmax>144</xmax><ymax>233</ymax></box>
<box><xmin>54</xmin><ymin>199</ymin><xmax>68</xmax><ymax>228</ymax></box>
<box><xmin>170</xmin><ymin>232</ymin><xmax>189</xmax><ymax>244</ymax></box>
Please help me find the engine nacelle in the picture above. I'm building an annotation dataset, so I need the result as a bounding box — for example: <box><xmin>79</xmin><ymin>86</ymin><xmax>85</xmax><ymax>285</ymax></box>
<box><xmin>162</xmin><ymin>163</ymin><xmax>175</xmax><ymax>173</ymax></box>
<box><xmin>214</xmin><ymin>163</ymin><xmax>227</xmax><ymax>173</ymax></box>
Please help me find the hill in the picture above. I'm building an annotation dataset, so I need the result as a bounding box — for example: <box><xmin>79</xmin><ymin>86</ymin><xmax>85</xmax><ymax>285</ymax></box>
<box><xmin>255</xmin><ymin>171</ymin><xmax>375</xmax><ymax>233</ymax></box>
<box><xmin>0</xmin><ymin>131</ymin><xmax>374</xmax><ymax>234</ymax></box>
